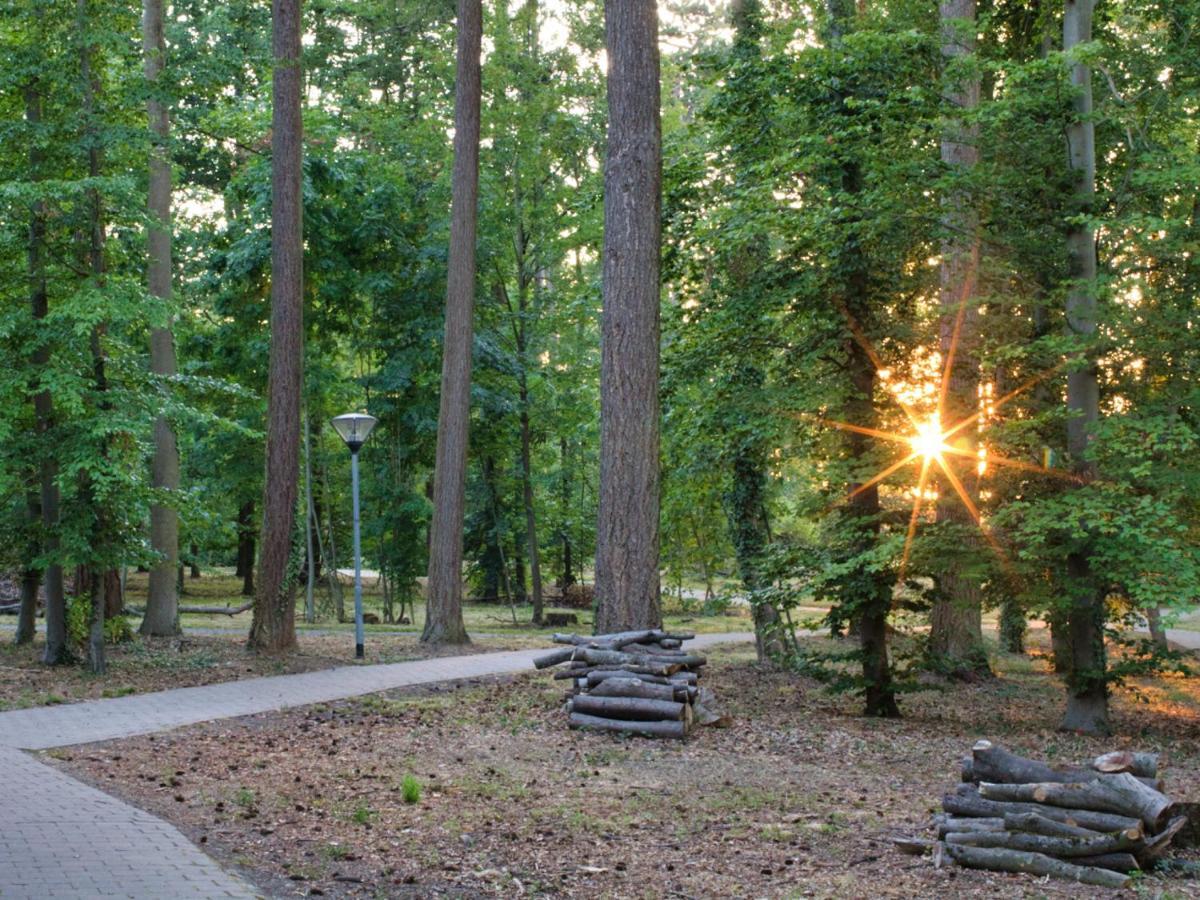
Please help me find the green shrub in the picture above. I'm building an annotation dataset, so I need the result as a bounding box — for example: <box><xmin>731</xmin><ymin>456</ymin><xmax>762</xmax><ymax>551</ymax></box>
<box><xmin>401</xmin><ymin>775</ymin><xmax>421</xmax><ymax>804</ymax></box>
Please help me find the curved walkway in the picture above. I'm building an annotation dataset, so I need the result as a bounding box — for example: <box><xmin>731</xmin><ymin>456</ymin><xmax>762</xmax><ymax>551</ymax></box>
<box><xmin>0</xmin><ymin>632</ymin><xmax>753</xmax><ymax>899</ymax></box>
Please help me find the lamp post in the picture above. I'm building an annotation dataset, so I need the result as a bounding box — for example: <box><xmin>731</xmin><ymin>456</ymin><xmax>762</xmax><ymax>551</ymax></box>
<box><xmin>331</xmin><ymin>412</ymin><xmax>377</xmax><ymax>658</ymax></box>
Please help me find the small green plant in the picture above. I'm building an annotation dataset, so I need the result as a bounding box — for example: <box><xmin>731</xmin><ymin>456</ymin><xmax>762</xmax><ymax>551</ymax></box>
<box><xmin>401</xmin><ymin>775</ymin><xmax>421</xmax><ymax>804</ymax></box>
<box><xmin>323</xmin><ymin>843</ymin><xmax>351</xmax><ymax>861</ymax></box>
<box><xmin>234</xmin><ymin>787</ymin><xmax>256</xmax><ymax>808</ymax></box>
<box><xmin>351</xmin><ymin>804</ymin><xmax>376</xmax><ymax>825</ymax></box>
<box><xmin>66</xmin><ymin>594</ymin><xmax>90</xmax><ymax>647</ymax></box>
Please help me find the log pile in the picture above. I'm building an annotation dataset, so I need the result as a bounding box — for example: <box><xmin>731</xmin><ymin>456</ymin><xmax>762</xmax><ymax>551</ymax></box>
<box><xmin>533</xmin><ymin>629</ymin><xmax>717</xmax><ymax>739</ymax></box>
<box><xmin>896</xmin><ymin>740</ymin><xmax>1190</xmax><ymax>889</ymax></box>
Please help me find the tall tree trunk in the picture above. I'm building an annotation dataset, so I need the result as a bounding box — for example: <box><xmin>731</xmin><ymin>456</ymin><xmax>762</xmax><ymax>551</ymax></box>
<box><xmin>594</xmin><ymin>0</ymin><xmax>663</xmax><ymax>634</ymax></box>
<box><xmin>725</xmin><ymin>0</ymin><xmax>784</xmax><ymax>664</ymax></box>
<box><xmin>303</xmin><ymin>411</ymin><xmax>316</xmax><ymax>623</ymax></box>
<box><xmin>422</xmin><ymin>0</ymin><xmax>481</xmax><ymax>645</ymax></box>
<box><xmin>321</xmin><ymin>459</ymin><xmax>345</xmax><ymax>622</ymax></box>
<box><xmin>559</xmin><ymin>436</ymin><xmax>575</xmax><ymax>588</ymax></box>
<box><xmin>16</xmin><ymin>495</ymin><xmax>39</xmax><ymax>645</ymax></box>
<box><xmin>728</xmin><ymin>428</ymin><xmax>785</xmax><ymax>662</ymax></box>
<box><xmin>848</xmin><ymin>346</ymin><xmax>899</xmax><ymax>717</ymax></box>
<box><xmin>27</xmin><ymin>63</ymin><xmax>68</xmax><ymax>665</ymax></box>
<box><xmin>519</xmin><ymin>398</ymin><xmax>544</xmax><ymax>623</ymax></box>
<box><xmin>825</xmin><ymin>0</ymin><xmax>899</xmax><ymax>717</ymax></box>
<box><xmin>513</xmin><ymin>543</ymin><xmax>527</xmax><ymax>603</ymax></box>
<box><xmin>1145</xmin><ymin>607</ymin><xmax>1168</xmax><ymax>650</ymax></box>
<box><xmin>81</xmin><ymin>0</ymin><xmax>109</xmax><ymax>673</ymax></box>
<box><xmin>999</xmin><ymin>593</ymin><xmax>1027</xmax><ymax>654</ymax></box>
<box><xmin>141</xmin><ymin>0</ymin><xmax>180</xmax><ymax>637</ymax></box>
<box><xmin>1060</xmin><ymin>0</ymin><xmax>1107</xmax><ymax>735</ymax></box>
<box><xmin>249</xmin><ymin>0</ymin><xmax>303</xmax><ymax>653</ymax></box>
<box><xmin>928</xmin><ymin>0</ymin><xmax>989</xmax><ymax>678</ymax></box>
<box><xmin>237</xmin><ymin>500</ymin><xmax>256</xmax><ymax>596</ymax></box>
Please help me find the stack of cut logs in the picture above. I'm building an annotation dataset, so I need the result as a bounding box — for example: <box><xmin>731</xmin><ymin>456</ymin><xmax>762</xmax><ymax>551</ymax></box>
<box><xmin>533</xmin><ymin>629</ymin><xmax>711</xmax><ymax>739</ymax></box>
<box><xmin>896</xmin><ymin>740</ymin><xmax>1189</xmax><ymax>889</ymax></box>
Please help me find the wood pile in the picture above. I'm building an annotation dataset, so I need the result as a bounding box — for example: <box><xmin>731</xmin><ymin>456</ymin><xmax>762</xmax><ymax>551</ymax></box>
<box><xmin>533</xmin><ymin>629</ymin><xmax>719</xmax><ymax>739</ymax></box>
<box><xmin>896</xmin><ymin>740</ymin><xmax>1191</xmax><ymax>889</ymax></box>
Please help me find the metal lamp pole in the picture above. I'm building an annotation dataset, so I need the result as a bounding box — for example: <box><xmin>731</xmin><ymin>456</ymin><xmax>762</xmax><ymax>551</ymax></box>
<box><xmin>330</xmin><ymin>413</ymin><xmax>377</xmax><ymax>660</ymax></box>
<box><xmin>350</xmin><ymin>445</ymin><xmax>364</xmax><ymax>658</ymax></box>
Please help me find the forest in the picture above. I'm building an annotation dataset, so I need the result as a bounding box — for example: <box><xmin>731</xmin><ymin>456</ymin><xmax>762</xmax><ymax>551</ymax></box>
<box><xmin>3</xmin><ymin>0</ymin><xmax>1200</xmax><ymax>730</ymax></box>
<box><xmin>4</xmin><ymin>0</ymin><xmax>1200</xmax><ymax>895</ymax></box>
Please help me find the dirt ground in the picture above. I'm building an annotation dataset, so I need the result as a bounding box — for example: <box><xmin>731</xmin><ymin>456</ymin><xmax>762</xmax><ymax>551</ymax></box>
<box><xmin>47</xmin><ymin>637</ymin><xmax>1200</xmax><ymax>899</ymax></box>
<box><xmin>0</xmin><ymin>631</ymin><xmax>541</xmax><ymax>711</ymax></box>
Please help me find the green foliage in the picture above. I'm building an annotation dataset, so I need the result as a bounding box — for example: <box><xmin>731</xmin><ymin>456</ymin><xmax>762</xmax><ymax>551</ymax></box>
<box><xmin>401</xmin><ymin>774</ymin><xmax>421</xmax><ymax>805</ymax></box>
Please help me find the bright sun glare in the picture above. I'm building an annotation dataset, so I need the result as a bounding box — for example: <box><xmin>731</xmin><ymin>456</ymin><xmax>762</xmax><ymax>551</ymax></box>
<box><xmin>910</xmin><ymin>417</ymin><xmax>947</xmax><ymax>460</ymax></box>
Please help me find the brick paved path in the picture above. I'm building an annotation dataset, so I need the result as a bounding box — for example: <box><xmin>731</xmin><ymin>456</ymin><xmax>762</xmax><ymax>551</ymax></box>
<box><xmin>0</xmin><ymin>632</ymin><xmax>752</xmax><ymax>898</ymax></box>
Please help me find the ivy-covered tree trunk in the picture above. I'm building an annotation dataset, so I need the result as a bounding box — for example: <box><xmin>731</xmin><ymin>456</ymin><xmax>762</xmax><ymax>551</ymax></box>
<box><xmin>249</xmin><ymin>0</ymin><xmax>304</xmax><ymax>653</ymax></box>
<box><xmin>422</xmin><ymin>0</ymin><xmax>481</xmax><ymax>645</ymax></box>
<box><xmin>559</xmin><ymin>436</ymin><xmax>575</xmax><ymax>589</ymax></box>
<box><xmin>1060</xmin><ymin>0</ymin><xmax>1108</xmax><ymax>735</ymax></box>
<box><xmin>728</xmin><ymin>425</ymin><xmax>784</xmax><ymax>663</ymax></box>
<box><xmin>999</xmin><ymin>592</ymin><xmax>1027</xmax><ymax>654</ymax></box>
<box><xmin>142</xmin><ymin>0</ymin><xmax>181</xmax><ymax>637</ymax></box>
<box><xmin>80</xmin><ymin>0</ymin><xmax>109</xmax><ymax>674</ymax></box>
<box><xmin>27</xmin><ymin>65</ymin><xmax>69</xmax><ymax>665</ymax></box>
<box><xmin>848</xmin><ymin>345</ymin><xmax>899</xmax><ymax>718</ymax></box>
<box><xmin>594</xmin><ymin>0</ymin><xmax>664</xmax><ymax>635</ymax></box>
<box><xmin>825</xmin><ymin>0</ymin><xmax>899</xmax><ymax>718</ymax></box>
<box><xmin>722</xmin><ymin>0</ymin><xmax>784</xmax><ymax>665</ymax></box>
<box><xmin>928</xmin><ymin>0</ymin><xmax>990</xmax><ymax>678</ymax></box>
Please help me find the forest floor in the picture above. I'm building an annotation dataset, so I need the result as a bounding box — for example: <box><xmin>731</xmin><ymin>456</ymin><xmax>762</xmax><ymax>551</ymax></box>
<box><xmin>0</xmin><ymin>570</ymin><xmax>755</xmax><ymax>710</ymax></box>
<box><xmin>0</xmin><ymin>631</ymin><xmax>550</xmax><ymax>712</ymax></box>
<box><xmin>47</xmin><ymin>634</ymin><xmax>1200</xmax><ymax>899</ymax></box>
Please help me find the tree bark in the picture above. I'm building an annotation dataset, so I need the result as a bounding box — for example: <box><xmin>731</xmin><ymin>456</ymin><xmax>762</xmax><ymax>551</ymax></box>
<box><xmin>507</xmin><ymin>194</ymin><xmax>545</xmax><ymax>625</ymax></box>
<box><xmin>303</xmin><ymin>411</ymin><xmax>316</xmax><ymax>624</ymax></box>
<box><xmin>998</xmin><ymin>594</ymin><xmax>1026</xmax><ymax>654</ymax></box>
<box><xmin>1060</xmin><ymin>0</ymin><xmax>1108</xmax><ymax>735</ymax></box>
<box><xmin>722</xmin><ymin>0</ymin><xmax>785</xmax><ymax>665</ymax></box>
<box><xmin>568</xmin><ymin>694</ymin><xmax>685</xmax><ymax>722</ymax></box>
<box><xmin>1002</xmin><ymin>811</ymin><xmax>1105</xmax><ymax>840</ymax></box>
<box><xmin>928</xmin><ymin>0</ymin><xmax>989</xmax><ymax>679</ymax></box>
<box><xmin>236</xmin><ymin>500</ymin><xmax>256</xmax><ymax>596</ymax></box>
<box><xmin>16</xmin><ymin>532</ymin><xmax>38</xmax><ymax>646</ymax></box>
<box><xmin>568</xmin><ymin>712</ymin><xmax>685</xmax><ymax>740</ymax></box>
<box><xmin>935</xmin><ymin>817</ymin><xmax>1005</xmax><ymax>838</ymax></box>
<box><xmin>943</xmin><ymin>843</ymin><xmax>1131</xmax><ymax>889</ymax></box>
<box><xmin>588</xmin><ymin>676</ymin><xmax>687</xmax><ymax>703</ymax></box>
<box><xmin>27</xmin><ymin>48</ymin><xmax>68</xmax><ymax>666</ymax></box>
<box><xmin>249</xmin><ymin>0</ymin><xmax>304</xmax><ymax>653</ymax></box>
<box><xmin>822</xmin><ymin>0</ymin><xmax>898</xmax><ymax>718</ymax></box>
<box><xmin>944</xmin><ymin>828</ymin><xmax>1142</xmax><ymax>859</ymax></box>
<box><xmin>559</xmin><ymin>436</ymin><xmax>575</xmax><ymax>588</ymax></box>
<box><xmin>1093</xmin><ymin>751</ymin><xmax>1158</xmax><ymax>779</ymax></box>
<box><xmin>979</xmin><ymin>773</ymin><xmax>1173</xmax><ymax>832</ymax></box>
<box><xmin>81</xmin><ymin>0</ymin><xmax>110</xmax><ymax>674</ymax></box>
<box><xmin>1145</xmin><ymin>607</ymin><xmax>1168</xmax><ymax>649</ymax></box>
<box><xmin>519</xmin><ymin>384</ymin><xmax>544</xmax><ymax>623</ymax></box>
<box><xmin>422</xmin><ymin>0</ymin><xmax>481</xmax><ymax>645</ymax></box>
<box><xmin>141</xmin><ymin>0</ymin><xmax>180</xmax><ymax>637</ymax></box>
<box><xmin>1074</xmin><ymin>852</ymin><xmax>1140</xmax><ymax>873</ymax></box>
<box><xmin>967</xmin><ymin>741</ymin><xmax>1123</xmax><ymax>787</ymax></box>
<box><xmin>944</xmin><ymin>785</ymin><xmax>1142</xmax><ymax>834</ymax></box>
<box><xmin>593</xmin><ymin>0</ymin><xmax>663</xmax><ymax>635</ymax></box>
